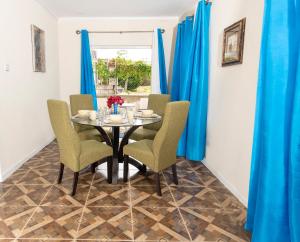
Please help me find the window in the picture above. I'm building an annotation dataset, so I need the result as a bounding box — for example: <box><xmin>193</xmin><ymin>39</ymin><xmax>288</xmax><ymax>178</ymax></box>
<box><xmin>92</xmin><ymin>47</ymin><xmax>152</xmax><ymax>97</ymax></box>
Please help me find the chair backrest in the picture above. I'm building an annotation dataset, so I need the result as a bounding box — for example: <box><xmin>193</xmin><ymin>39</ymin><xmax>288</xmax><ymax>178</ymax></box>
<box><xmin>145</xmin><ymin>94</ymin><xmax>170</xmax><ymax>131</ymax></box>
<box><xmin>47</xmin><ymin>100</ymin><xmax>80</xmax><ymax>171</ymax></box>
<box><xmin>70</xmin><ymin>94</ymin><xmax>94</xmax><ymax>116</ymax></box>
<box><xmin>70</xmin><ymin>94</ymin><xmax>94</xmax><ymax>132</ymax></box>
<box><xmin>152</xmin><ymin>101</ymin><xmax>190</xmax><ymax>171</ymax></box>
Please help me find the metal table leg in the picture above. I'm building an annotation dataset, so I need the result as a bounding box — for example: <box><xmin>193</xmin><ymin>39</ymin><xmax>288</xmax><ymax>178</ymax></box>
<box><xmin>111</xmin><ymin>126</ymin><xmax>120</xmax><ymax>184</ymax></box>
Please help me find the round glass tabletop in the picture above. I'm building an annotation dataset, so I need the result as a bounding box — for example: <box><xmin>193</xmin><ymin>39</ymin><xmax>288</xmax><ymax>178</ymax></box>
<box><xmin>71</xmin><ymin>115</ymin><xmax>161</xmax><ymax>128</ymax></box>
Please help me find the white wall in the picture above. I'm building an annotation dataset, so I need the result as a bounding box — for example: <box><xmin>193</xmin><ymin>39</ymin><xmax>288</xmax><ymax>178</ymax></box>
<box><xmin>58</xmin><ymin>17</ymin><xmax>178</xmax><ymax>101</ymax></box>
<box><xmin>204</xmin><ymin>0</ymin><xmax>264</xmax><ymax>205</ymax></box>
<box><xmin>0</xmin><ymin>0</ymin><xmax>59</xmax><ymax>181</ymax></box>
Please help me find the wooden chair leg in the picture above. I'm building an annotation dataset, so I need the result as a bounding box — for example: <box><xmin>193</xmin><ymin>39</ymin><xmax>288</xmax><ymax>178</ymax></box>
<box><xmin>71</xmin><ymin>172</ymin><xmax>79</xmax><ymax>196</ymax></box>
<box><xmin>172</xmin><ymin>164</ymin><xmax>178</xmax><ymax>185</ymax></box>
<box><xmin>144</xmin><ymin>165</ymin><xmax>148</xmax><ymax>178</ymax></box>
<box><xmin>91</xmin><ymin>162</ymin><xmax>97</xmax><ymax>174</ymax></box>
<box><xmin>155</xmin><ymin>173</ymin><xmax>162</xmax><ymax>196</ymax></box>
<box><xmin>141</xmin><ymin>164</ymin><xmax>147</xmax><ymax>173</ymax></box>
<box><xmin>107</xmin><ymin>157</ymin><xmax>113</xmax><ymax>184</ymax></box>
<box><xmin>57</xmin><ymin>163</ymin><xmax>64</xmax><ymax>184</ymax></box>
<box><xmin>123</xmin><ymin>155</ymin><xmax>129</xmax><ymax>182</ymax></box>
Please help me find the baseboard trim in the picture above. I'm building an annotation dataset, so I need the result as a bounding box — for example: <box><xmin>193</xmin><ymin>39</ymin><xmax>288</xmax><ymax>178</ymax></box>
<box><xmin>202</xmin><ymin>159</ymin><xmax>248</xmax><ymax>207</ymax></box>
<box><xmin>0</xmin><ymin>137</ymin><xmax>55</xmax><ymax>182</ymax></box>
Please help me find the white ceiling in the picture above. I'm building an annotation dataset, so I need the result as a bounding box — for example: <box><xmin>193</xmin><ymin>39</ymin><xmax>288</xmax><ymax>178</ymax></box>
<box><xmin>36</xmin><ymin>0</ymin><xmax>197</xmax><ymax>18</ymax></box>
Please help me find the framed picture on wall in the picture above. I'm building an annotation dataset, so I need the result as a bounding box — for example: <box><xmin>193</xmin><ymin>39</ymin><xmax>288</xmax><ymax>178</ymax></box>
<box><xmin>31</xmin><ymin>25</ymin><xmax>46</xmax><ymax>72</ymax></box>
<box><xmin>222</xmin><ymin>18</ymin><xmax>246</xmax><ymax>66</ymax></box>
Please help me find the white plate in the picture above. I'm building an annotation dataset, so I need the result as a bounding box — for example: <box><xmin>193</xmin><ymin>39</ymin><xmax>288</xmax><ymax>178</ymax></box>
<box><xmin>134</xmin><ymin>113</ymin><xmax>159</xmax><ymax>119</ymax></box>
<box><xmin>103</xmin><ymin>118</ymin><xmax>128</xmax><ymax>124</ymax></box>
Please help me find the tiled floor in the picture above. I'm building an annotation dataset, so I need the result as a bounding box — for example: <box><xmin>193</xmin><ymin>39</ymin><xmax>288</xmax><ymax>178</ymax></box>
<box><xmin>0</xmin><ymin>141</ymin><xmax>250</xmax><ymax>242</ymax></box>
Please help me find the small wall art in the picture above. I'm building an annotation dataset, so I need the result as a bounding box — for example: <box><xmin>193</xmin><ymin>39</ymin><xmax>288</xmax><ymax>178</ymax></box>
<box><xmin>31</xmin><ymin>25</ymin><xmax>46</xmax><ymax>72</ymax></box>
<box><xmin>222</xmin><ymin>18</ymin><xmax>246</xmax><ymax>66</ymax></box>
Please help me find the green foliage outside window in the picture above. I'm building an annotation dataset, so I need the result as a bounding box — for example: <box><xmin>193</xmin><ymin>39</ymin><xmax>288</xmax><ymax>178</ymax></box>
<box><xmin>96</xmin><ymin>57</ymin><xmax>151</xmax><ymax>92</ymax></box>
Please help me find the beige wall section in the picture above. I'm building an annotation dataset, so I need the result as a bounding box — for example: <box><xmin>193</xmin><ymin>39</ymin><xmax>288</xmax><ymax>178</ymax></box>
<box><xmin>204</xmin><ymin>0</ymin><xmax>264</xmax><ymax>205</ymax></box>
<box><xmin>58</xmin><ymin>17</ymin><xmax>178</xmax><ymax>102</ymax></box>
<box><xmin>0</xmin><ymin>0</ymin><xmax>59</xmax><ymax>181</ymax></box>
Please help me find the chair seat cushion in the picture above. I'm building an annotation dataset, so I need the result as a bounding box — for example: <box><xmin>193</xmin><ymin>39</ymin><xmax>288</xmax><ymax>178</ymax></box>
<box><xmin>80</xmin><ymin>140</ymin><xmax>112</xmax><ymax>170</ymax></box>
<box><xmin>123</xmin><ymin>140</ymin><xmax>155</xmax><ymax>170</ymax></box>
<box><xmin>78</xmin><ymin>128</ymin><xmax>103</xmax><ymax>142</ymax></box>
<box><xmin>130</xmin><ymin>128</ymin><xmax>157</xmax><ymax>141</ymax></box>
<box><xmin>78</xmin><ymin>128</ymin><xmax>113</xmax><ymax>142</ymax></box>
<box><xmin>75</xmin><ymin>123</ymin><xmax>94</xmax><ymax>132</ymax></box>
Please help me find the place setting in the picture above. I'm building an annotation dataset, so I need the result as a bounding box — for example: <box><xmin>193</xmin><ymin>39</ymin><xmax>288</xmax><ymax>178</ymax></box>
<box><xmin>134</xmin><ymin>109</ymin><xmax>160</xmax><ymax>119</ymax></box>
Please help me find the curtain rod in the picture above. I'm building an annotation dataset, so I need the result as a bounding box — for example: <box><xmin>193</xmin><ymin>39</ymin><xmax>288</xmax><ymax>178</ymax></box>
<box><xmin>76</xmin><ymin>29</ymin><xmax>165</xmax><ymax>35</ymax></box>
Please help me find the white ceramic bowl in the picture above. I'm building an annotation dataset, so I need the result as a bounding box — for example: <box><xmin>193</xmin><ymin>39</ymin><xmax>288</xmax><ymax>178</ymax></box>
<box><xmin>110</xmin><ymin>114</ymin><xmax>122</xmax><ymax>123</ymax></box>
<box><xmin>142</xmin><ymin>109</ymin><xmax>154</xmax><ymax>117</ymax></box>
<box><xmin>78</xmin><ymin>110</ymin><xmax>91</xmax><ymax>118</ymax></box>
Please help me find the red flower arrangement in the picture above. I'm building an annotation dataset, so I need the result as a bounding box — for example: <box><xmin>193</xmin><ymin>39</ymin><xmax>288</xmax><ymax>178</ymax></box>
<box><xmin>107</xmin><ymin>96</ymin><xmax>124</xmax><ymax>108</ymax></box>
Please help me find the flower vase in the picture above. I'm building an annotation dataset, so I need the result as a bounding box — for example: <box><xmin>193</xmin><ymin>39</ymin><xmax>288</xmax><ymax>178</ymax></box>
<box><xmin>113</xmin><ymin>103</ymin><xmax>118</xmax><ymax>114</ymax></box>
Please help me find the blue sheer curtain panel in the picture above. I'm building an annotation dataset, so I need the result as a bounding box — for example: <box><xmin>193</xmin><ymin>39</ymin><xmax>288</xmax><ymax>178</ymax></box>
<box><xmin>246</xmin><ymin>0</ymin><xmax>300</xmax><ymax>241</ymax></box>
<box><xmin>80</xmin><ymin>29</ymin><xmax>98</xmax><ymax>110</ymax></box>
<box><xmin>157</xmin><ymin>28</ymin><xmax>168</xmax><ymax>94</ymax></box>
<box><xmin>172</xmin><ymin>1</ymin><xmax>211</xmax><ymax>160</ymax></box>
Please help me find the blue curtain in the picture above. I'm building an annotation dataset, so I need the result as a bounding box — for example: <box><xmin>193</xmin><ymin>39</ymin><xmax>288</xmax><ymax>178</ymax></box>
<box><xmin>171</xmin><ymin>1</ymin><xmax>211</xmax><ymax>160</ymax></box>
<box><xmin>171</xmin><ymin>16</ymin><xmax>194</xmax><ymax>156</ymax></box>
<box><xmin>246</xmin><ymin>0</ymin><xmax>300</xmax><ymax>241</ymax></box>
<box><xmin>170</xmin><ymin>24</ymin><xmax>182</xmax><ymax>101</ymax></box>
<box><xmin>171</xmin><ymin>16</ymin><xmax>194</xmax><ymax>102</ymax></box>
<box><xmin>157</xmin><ymin>28</ymin><xmax>168</xmax><ymax>94</ymax></box>
<box><xmin>80</xmin><ymin>29</ymin><xmax>98</xmax><ymax>110</ymax></box>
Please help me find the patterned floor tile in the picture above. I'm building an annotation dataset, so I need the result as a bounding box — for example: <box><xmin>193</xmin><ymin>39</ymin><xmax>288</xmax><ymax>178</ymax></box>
<box><xmin>92</xmin><ymin>170</ymin><xmax>128</xmax><ymax>186</ymax></box>
<box><xmin>0</xmin><ymin>184</ymin><xmax>12</xmax><ymax>198</ymax></box>
<box><xmin>2</xmin><ymin>170</ymin><xmax>28</xmax><ymax>184</ymax></box>
<box><xmin>180</xmin><ymin>207</ymin><xmax>250</xmax><ymax>242</ymax></box>
<box><xmin>20</xmin><ymin>145</ymin><xmax>59</xmax><ymax>170</ymax></box>
<box><xmin>20</xmin><ymin>206</ymin><xmax>82</xmax><ymax>239</ymax></box>
<box><xmin>77</xmin><ymin>207</ymin><xmax>133</xmax><ymax>240</ymax></box>
<box><xmin>129</xmin><ymin>171</ymin><xmax>166</xmax><ymax>186</ymax></box>
<box><xmin>131</xmin><ymin>186</ymin><xmax>175</xmax><ymax>208</ymax></box>
<box><xmin>209</xmin><ymin>186</ymin><xmax>246</xmax><ymax>210</ymax></box>
<box><xmin>86</xmin><ymin>185</ymin><xmax>130</xmax><ymax>207</ymax></box>
<box><xmin>41</xmin><ymin>151</ymin><xmax>60</xmax><ymax>162</ymax></box>
<box><xmin>0</xmin><ymin>206</ymin><xmax>36</xmax><ymax>238</ymax></box>
<box><xmin>17</xmin><ymin>170</ymin><xmax>58</xmax><ymax>185</ymax></box>
<box><xmin>175</xmin><ymin>159</ymin><xmax>195</xmax><ymax>171</ymax></box>
<box><xmin>0</xmin><ymin>185</ymin><xmax>51</xmax><ymax>207</ymax></box>
<box><xmin>0</xmin><ymin>141</ymin><xmax>250</xmax><ymax>241</ymax></box>
<box><xmin>198</xmin><ymin>171</ymin><xmax>225</xmax><ymax>187</ymax></box>
<box><xmin>41</xmin><ymin>184</ymin><xmax>90</xmax><ymax>207</ymax></box>
<box><xmin>163</xmin><ymin>169</ymin><xmax>205</xmax><ymax>187</ymax></box>
<box><xmin>187</xmin><ymin>161</ymin><xmax>211</xmax><ymax>173</ymax></box>
<box><xmin>18</xmin><ymin>240</ymin><xmax>72</xmax><ymax>242</ymax></box>
<box><xmin>132</xmin><ymin>207</ymin><xmax>190</xmax><ymax>241</ymax></box>
<box><xmin>20</xmin><ymin>158</ymin><xmax>59</xmax><ymax>170</ymax></box>
<box><xmin>76</xmin><ymin>240</ymin><xmax>131</xmax><ymax>242</ymax></box>
<box><xmin>58</xmin><ymin>169</ymin><xmax>94</xmax><ymax>188</ymax></box>
<box><xmin>170</xmin><ymin>186</ymin><xmax>221</xmax><ymax>209</ymax></box>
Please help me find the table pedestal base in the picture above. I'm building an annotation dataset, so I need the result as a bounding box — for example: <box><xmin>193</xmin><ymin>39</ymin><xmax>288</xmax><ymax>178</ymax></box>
<box><xmin>95</xmin><ymin>125</ymin><xmax>144</xmax><ymax>184</ymax></box>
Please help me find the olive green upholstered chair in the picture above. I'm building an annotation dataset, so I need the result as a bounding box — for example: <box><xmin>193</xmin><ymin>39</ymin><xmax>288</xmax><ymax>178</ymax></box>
<box><xmin>130</xmin><ymin>94</ymin><xmax>170</xmax><ymax>141</ymax></box>
<box><xmin>47</xmin><ymin>100</ymin><xmax>113</xmax><ymax>196</ymax></box>
<box><xmin>69</xmin><ymin>94</ymin><xmax>103</xmax><ymax>142</ymax></box>
<box><xmin>123</xmin><ymin>101</ymin><xmax>190</xmax><ymax>196</ymax></box>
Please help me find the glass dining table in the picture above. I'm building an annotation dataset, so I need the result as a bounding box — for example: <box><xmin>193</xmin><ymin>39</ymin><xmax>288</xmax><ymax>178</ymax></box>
<box><xmin>71</xmin><ymin>113</ymin><xmax>161</xmax><ymax>183</ymax></box>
